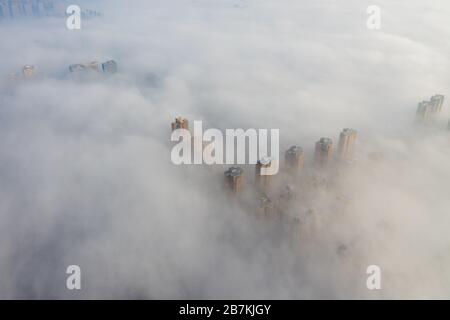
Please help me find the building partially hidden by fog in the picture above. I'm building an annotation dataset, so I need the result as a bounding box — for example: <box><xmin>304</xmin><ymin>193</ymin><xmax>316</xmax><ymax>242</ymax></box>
<box><xmin>102</xmin><ymin>60</ymin><xmax>118</xmax><ymax>74</ymax></box>
<box><xmin>171</xmin><ymin>117</ymin><xmax>189</xmax><ymax>132</ymax></box>
<box><xmin>22</xmin><ymin>65</ymin><xmax>35</xmax><ymax>79</ymax></box>
<box><xmin>255</xmin><ymin>156</ymin><xmax>273</xmax><ymax>190</ymax></box>
<box><xmin>314</xmin><ymin>138</ymin><xmax>333</xmax><ymax>167</ymax></box>
<box><xmin>0</xmin><ymin>0</ymin><xmax>100</xmax><ymax>19</ymax></box>
<box><xmin>69</xmin><ymin>62</ymin><xmax>100</xmax><ymax>73</ymax></box>
<box><xmin>416</xmin><ymin>94</ymin><xmax>445</xmax><ymax>123</ymax></box>
<box><xmin>277</xmin><ymin>184</ymin><xmax>293</xmax><ymax>214</ymax></box>
<box><xmin>5</xmin><ymin>65</ymin><xmax>36</xmax><ymax>82</ymax></box>
<box><xmin>416</xmin><ymin>102</ymin><xmax>434</xmax><ymax>122</ymax></box>
<box><xmin>224</xmin><ymin>167</ymin><xmax>244</xmax><ymax>193</ymax></box>
<box><xmin>69</xmin><ymin>60</ymin><xmax>118</xmax><ymax>74</ymax></box>
<box><xmin>257</xmin><ymin>194</ymin><xmax>274</xmax><ymax>218</ymax></box>
<box><xmin>431</xmin><ymin>94</ymin><xmax>445</xmax><ymax>112</ymax></box>
<box><xmin>337</xmin><ymin>128</ymin><xmax>357</xmax><ymax>161</ymax></box>
<box><xmin>285</xmin><ymin>146</ymin><xmax>304</xmax><ymax>173</ymax></box>
<box><xmin>0</xmin><ymin>0</ymin><xmax>66</xmax><ymax>19</ymax></box>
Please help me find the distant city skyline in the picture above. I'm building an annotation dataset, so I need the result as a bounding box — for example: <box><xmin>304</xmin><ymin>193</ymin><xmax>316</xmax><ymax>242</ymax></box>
<box><xmin>0</xmin><ymin>0</ymin><xmax>100</xmax><ymax>19</ymax></box>
<box><xmin>0</xmin><ymin>0</ymin><xmax>66</xmax><ymax>18</ymax></box>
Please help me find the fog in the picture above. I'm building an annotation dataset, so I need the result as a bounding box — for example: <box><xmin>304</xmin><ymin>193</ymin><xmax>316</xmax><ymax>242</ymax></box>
<box><xmin>0</xmin><ymin>0</ymin><xmax>449</xmax><ymax>299</ymax></box>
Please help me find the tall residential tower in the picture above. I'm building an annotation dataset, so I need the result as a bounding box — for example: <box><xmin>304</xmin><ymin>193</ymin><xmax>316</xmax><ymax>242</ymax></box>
<box><xmin>314</xmin><ymin>138</ymin><xmax>333</xmax><ymax>167</ymax></box>
<box><xmin>337</xmin><ymin>128</ymin><xmax>357</xmax><ymax>161</ymax></box>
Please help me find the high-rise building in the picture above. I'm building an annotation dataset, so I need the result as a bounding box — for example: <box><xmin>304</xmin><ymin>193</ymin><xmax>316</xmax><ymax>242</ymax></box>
<box><xmin>430</xmin><ymin>94</ymin><xmax>444</xmax><ymax>112</ymax></box>
<box><xmin>285</xmin><ymin>146</ymin><xmax>304</xmax><ymax>173</ymax></box>
<box><xmin>257</xmin><ymin>194</ymin><xmax>274</xmax><ymax>218</ymax></box>
<box><xmin>314</xmin><ymin>138</ymin><xmax>333</xmax><ymax>167</ymax></box>
<box><xmin>447</xmin><ymin>119</ymin><xmax>450</xmax><ymax>131</ymax></box>
<box><xmin>69</xmin><ymin>60</ymin><xmax>117</xmax><ymax>74</ymax></box>
<box><xmin>224</xmin><ymin>167</ymin><xmax>244</xmax><ymax>193</ymax></box>
<box><xmin>416</xmin><ymin>101</ymin><xmax>433</xmax><ymax>121</ymax></box>
<box><xmin>69</xmin><ymin>61</ymin><xmax>100</xmax><ymax>73</ymax></box>
<box><xmin>101</xmin><ymin>60</ymin><xmax>118</xmax><ymax>74</ymax></box>
<box><xmin>255</xmin><ymin>156</ymin><xmax>273</xmax><ymax>189</ymax></box>
<box><xmin>416</xmin><ymin>94</ymin><xmax>445</xmax><ymax>123</ymax></box>
<box><xmin>22</xmin><ymin>65</ymin><xmax>35</xmax><ymax>79</ymax></box>
<box><xmin>277</xmin><ymin>184</ymin><xmax>293</xmax><ymax>214</ymax></box>
<box><xmin>337</xmin><ymin>128</ymin><xmax>357</xmax><ymax>160</ymax></box>
<box><xmin>171</xmin><ymin>117</ymin><xmax>189</xmax><ymax>132</ymax></box>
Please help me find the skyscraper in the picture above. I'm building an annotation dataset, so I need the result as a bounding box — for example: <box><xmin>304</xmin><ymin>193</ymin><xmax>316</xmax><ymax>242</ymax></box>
<box><xmin>285</xmin><ymin>146</ymin><xmax>304</xmax><ymax>173</ymax></box>
<box><xmin>171</xmin><ymin>117</ymin><xmax>189</xmax><ymax>132</ymax></box>
<box><xmin>22</xmin><ymin>65</ymin><xmax>35</xmax><ymax>79</ymax></box>
<box><xmin>255</xmin><ymin>156</ymin><xmax>273</xmax><ymax>189</ymax></box>
<box><xmin>314</xmin><ymin>138</ymin><xmax>333</xmax><ymax>167</ymax></box>
<box><xmin>69</xmin><ymin>61</ymin><xmax>100</xmax><ymax>73</ymax></box>
<box><xmin>430</xmin><ymin>94</ymin><xmax>444</xmax><ymax>112</ymax></box>
<box><xmin>256</xmin><ymin>194</ymin><xmax>274</xmax><ymax>218</ymax></box>
<box><xmin>101</xmin><ymin>60</ymin><xmax>118</xmax><ymax>74</ymax></box>
<box><xmin>224</xmin><ymin>167</ymin><xmax>244</xmax><ymax>193</ymax></box>
<box><xmin>337</xmin><ymin>128</ymin><xmax>357</xmax><ymax>161</ymax></box>
<box><xmin>416</xmin><ymin>101</ymin><xmax>433</xmax><ymax>122</ymax></box>
<box><xmin>416</xmin><ymin>94</ymin><xmax>445</xmax><ymax>123</ymax></box>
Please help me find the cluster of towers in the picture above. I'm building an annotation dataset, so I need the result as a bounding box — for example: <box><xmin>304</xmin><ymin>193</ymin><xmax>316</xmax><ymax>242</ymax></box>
<box><xmin>226</xmin><ymin>130</ymin><xmax>356</xmax><ymax>218</ymax></box>
<box><xmin>5</xmin><ymin>61</ymin><xmax>117</xmax><ymax>83</ymax></box>
<box><xmin>0</xmin><ymin>0</ymin><xmax>100</xmax><ymax>19</ymax></box>
<box><xmin>69</xmin><ymin>60</ymin><xmax>118</xmax><ymax>74</ymax></box>
<box><xmin>228</xmin><ymin>131</ymin><xmax>355</xmax><ymax>187</ymax></box>
<box><xmin>0</xmin><ymin>0</ymin><xmax>65</xmax><ymax>19</ymax></box>
<box><xmin>170</xmin><ymin>117</ymin><xmax>358</xmax><ymax>219</ymax></box>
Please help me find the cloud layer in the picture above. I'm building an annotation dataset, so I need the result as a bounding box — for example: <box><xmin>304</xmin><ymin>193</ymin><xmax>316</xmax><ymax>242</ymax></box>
<box><xmin>0</xmin><ymin>0</ymin><xmax>449</xmax><ymax>298</ymax></box>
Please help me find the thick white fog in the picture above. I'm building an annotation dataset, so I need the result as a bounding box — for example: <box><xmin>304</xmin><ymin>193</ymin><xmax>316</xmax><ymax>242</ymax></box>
<box><xmin>0</xmin><ymin>0</ymin><xmax>449</xmax><ymax>299</ymax></box>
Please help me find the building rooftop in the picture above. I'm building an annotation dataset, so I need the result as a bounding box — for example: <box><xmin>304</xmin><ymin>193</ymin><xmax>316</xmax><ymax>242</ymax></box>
<box><xmin>224</xmin><ymin>167</ymin><xmax>243</xmax><ymax>177</ymax></box>
<box><xmin>258</xmin><ymin>156</ymin><xmax>272</xmax><ymax>166</ymax></box>
<box><xmin>341</xmin><ymin>128</ymin><xmax>357</xmax><ymax>136</ymax></box>
<box><xmin>286</xmin><ymin>146</ymin><xmax>303</xmax><ymax>155</ymax></box>
<box><xmin>258</xmin><ymin>194</ymin><xmax>273</xmax><ymax>208</ymax></box>
<box><xmin>317</xmin><ymin>138</ymin><xmax>333</xmax><ymax>150</ymax></box>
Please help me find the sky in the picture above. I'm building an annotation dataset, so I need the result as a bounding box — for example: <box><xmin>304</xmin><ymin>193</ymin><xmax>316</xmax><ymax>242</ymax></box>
<box><xmin>0</xmin><ymin>0</ymin><xmax>449</xmax><ymax>299</ymax></box>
